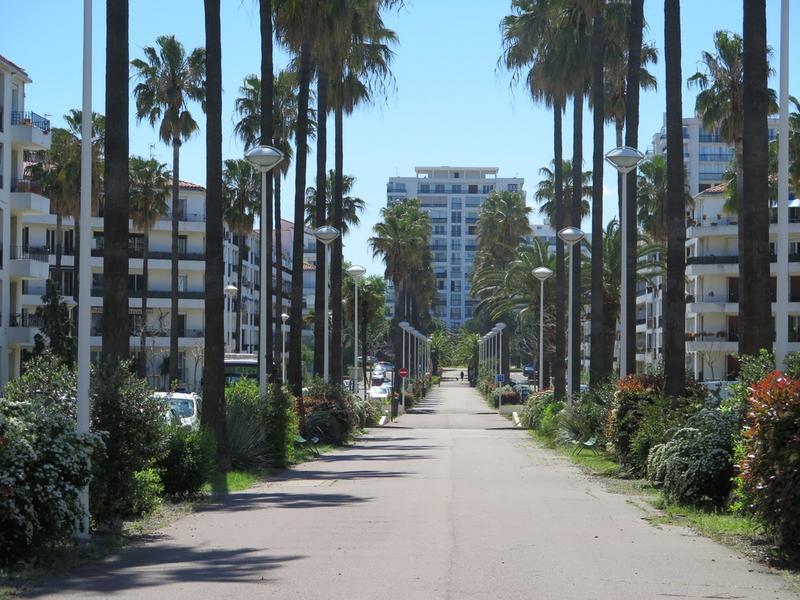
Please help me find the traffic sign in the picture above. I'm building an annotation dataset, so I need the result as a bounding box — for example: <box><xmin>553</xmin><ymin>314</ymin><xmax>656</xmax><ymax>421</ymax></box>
<box><xmin>399</xmin><ymin>367</ymin><xmax>409</xmax><ymax>378</ymax></box>
<box><xmin>496</xmin><ymin>374</ymin><xmax>505</xmax><ymax>383</ymax></box>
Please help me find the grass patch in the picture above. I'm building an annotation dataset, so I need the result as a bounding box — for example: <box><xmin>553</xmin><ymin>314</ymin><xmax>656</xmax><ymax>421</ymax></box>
<box><xmin>529</xmin><ymin>430</ymin><xmax>619</xmax><ymax>476</ymax></box>
<box><xmin>648</xmin><ymin>499</ymin><xmax>762</xmax><ymax>540</ymax></box>
<box><xmin>202</xmin><ymin>469</ymin><xmax>268</xmax><ymax>495</ymax></box>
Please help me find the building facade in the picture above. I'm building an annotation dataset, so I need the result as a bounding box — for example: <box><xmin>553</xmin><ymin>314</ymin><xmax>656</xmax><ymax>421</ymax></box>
<box><xmin>387</xmin><ymin>166</ymin><xmax>525</xmax><ymax>330</ymax></box>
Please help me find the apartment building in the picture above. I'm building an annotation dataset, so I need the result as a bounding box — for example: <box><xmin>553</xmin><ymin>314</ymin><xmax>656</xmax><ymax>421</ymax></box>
<box><xmin>0</xmin><ymin>55</ymin><xmax>52</xmax><ymax>386</ymax></box>
<box><xmin>386</xmin><ymin>166</ymin><xmax>525</xmax><ymax>330</ymax></box>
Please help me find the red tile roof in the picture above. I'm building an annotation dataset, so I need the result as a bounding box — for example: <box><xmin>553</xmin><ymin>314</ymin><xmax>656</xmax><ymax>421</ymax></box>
<box><xmin>302</xmin><ymin>262</ymin><xmax>316</xmax><ymax>271</ymax></box>
<box><xmin>167</xmin><ymin>178</ymin><xmax>205</xmax><ymax>191</ymax></box>
<box><xmin>702</xmin><ymin>182</ymin><xmax>729</xmax><ymax>194</ymax></box>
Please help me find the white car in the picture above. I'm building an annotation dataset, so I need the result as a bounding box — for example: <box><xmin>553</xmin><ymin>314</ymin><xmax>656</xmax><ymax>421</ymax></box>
<box><xmin>369</xmin><ymin>384</ymin><xmax>392</xmax><ymax>401</ymax></box>
<box><xmin>156</xmin><ymin>392</ymin><xmax>200</xmax><ymax>428</ymax></box>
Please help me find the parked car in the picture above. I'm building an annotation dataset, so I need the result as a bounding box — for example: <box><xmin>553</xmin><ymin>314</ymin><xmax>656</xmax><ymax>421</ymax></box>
<box><xmin>377</xmin><ymin>361</ymin><xmax>394</xmax><ymax>372</ymax></box>
<box><xmin>513</xmin><ymin>383</ymin><xmax>530</xmax><ymax>402</ymax></box>
<box><xmin>369</xmin><ymin>384</ymin><xmax>392</xmax><ymax>401</ymax></box>
<box><xmin>156</xmin><ymin>392</ymin><xmax>200</xmax><ymax>428</ymax></box>
<box><xmin>522</xmin><ymin>363</ymin><xmax>535</xmax><ymax>379</ymax></box>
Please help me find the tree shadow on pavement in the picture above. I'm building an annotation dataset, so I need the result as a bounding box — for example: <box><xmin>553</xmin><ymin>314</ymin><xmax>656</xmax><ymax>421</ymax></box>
<box><xmin>200</xmin><ymin>491</ymin><xmax>371</xmax><ymax>512</ymax></box>
<box><xmin>26</xmin><ymin>544</ymin><xmax>305</xmax><ymax>597</ymax></box>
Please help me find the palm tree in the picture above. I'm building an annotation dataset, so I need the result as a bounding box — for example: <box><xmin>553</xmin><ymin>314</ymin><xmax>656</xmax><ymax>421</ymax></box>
<box><xmin>740</xmin><ymin>1</ymin><xmax>772</xmax><ymax>356</ymax></box>
<box><xmin>636</xmin><ymin>155</ymin><xmax>670</xmax><ymax>242</ymax></box>
<box><xmin>305</xmin><ymin>171</ymin><xmax>366</xmax><ymax>234</ymax></box>
<box><xmin>203</xmin><ymin>0</ymin><xmax>230</xmax><ymax>470</ymax></box>
<box><xmin>104</xmin><ymin>0</ymin><xmax>130</xmax><ymax>361</ymax></box>
<box><xmin>223</xmin><ymin>159</ymin><xmax>260</xmax><ymax>353</ymax></box>
<box><xmin>131</xmin><ymin>34</ymin><xmax>206</xmax><ymax>383</ymax></box>
<box><xmin>534</xmin><ymin>160</ymin><xmax>591</xmax><ymax>225</ymax></box>
<box><xmin>663</xmin><ymin>0</ymin><xmax>686</xmax><ymax>396</ymax></box>
<box><xmin>129</xmin><ymin>157</ymin><xmax>170</xmax><ymax>378</ymax></box>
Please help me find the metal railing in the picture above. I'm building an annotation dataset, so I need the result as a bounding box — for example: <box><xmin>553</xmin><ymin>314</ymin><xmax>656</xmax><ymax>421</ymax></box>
<box><xmin>11</xmin><ymin>178</ymin><xmax>44</xmax><ymax>194</ymax></box>
<box><xmin>11</xmin><ymin>245</ymin><xmax>49</xmax><ymax>262</ymax></box>
<box><xmin>165</xmin><ymin>211</ymin><xmax>206</xmax><ymax>222</ymax></box>
<box><xmin>11</xmin><ymin>313</ymin><xmax>44</xmax><ymax>328</ymax></box>
<box><xmin>686</xmin><ymin>255</ymin><xmax>738</xmax><ymax>265</ymax></box>
<box><xmin>11</xmin><ymin>110</ymin><xmax>51</xmax><ymax>133</ymax></box>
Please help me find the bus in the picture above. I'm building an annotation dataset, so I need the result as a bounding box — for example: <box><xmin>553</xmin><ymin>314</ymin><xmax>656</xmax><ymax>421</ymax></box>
<box><xmin>224</xmin><ymin>353</ymin><xmax>258</xmax><ymax>385</ymax></box>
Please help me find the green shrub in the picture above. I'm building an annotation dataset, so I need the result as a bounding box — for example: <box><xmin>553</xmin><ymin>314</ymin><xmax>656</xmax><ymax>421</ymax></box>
<box><xmin>605</xmin><ymin>376</ymin><xmax>660</xmax><ymax>464</ymax></box>
<box><xmin>741</xmin><ymin>372</ymin><xmax>800</xmax><ymax>548</ymax></box>
<box><xmin>264</xmin><ymin>384</ymin><xmax>295</xmax><ymax>468</ymax></box>
<box><xmin>91</xmin><ymin>360</ymin><xmax>167</xmax><ymax>523</ymax></box>
<box><xmin>556</xmin><ymin>392</ymin><xmax>610</xmax><ymax>446</ymax></box>
<box><xmin>353</xmin><ymin>397</ymin><xmax>381</xmax><ymax>428</ymax></box>
<box><xmin>302</xmin><ymin>378</ymin><xmax>357</xmax><ymax>444</ymax></box>
<box><xmin>521</xmin><ymin>391</ymin><xmax>557</xmax><ymax>430</ymax></box>
<box><xmin>538</xmin><ymin>402</ymin><xmax>563</xmax><ymax>438</ymax></box>
<box><xmin>226</xmin><ymin>379</ymin><xmax>268</xmax><ymax>470</ymax></box>
<box><xmin>129</xmin><ymin>468</ymin><xmax>163</xmax><ymax>515</ymax></box>
<box><xmin>0</xmin><ymin>354</ymin><xmax>104</xmax><ymax>561</ymax></box>
<box><xmin>647</xmin><ymin>408</ymin><xmax>737</xmax><ymax>506</ymax></box>
<box><xmin>628</xmin><ymin>395</ymin><xmax>699</xmax><ymax>477</ymax></box>
<box><xmin>157</xmin><ymin>425</ymin><xmax>216</xmax><ymax>497</ymax></box>
<box><xmin>723</xmin><ymin>349</ymin><xmax>774</xmax><ymax>416</ymax></box>
<box><xmin>783</xmin><ymin>351</ymin><xmax>800</xmax><ymax>379</ymax></box>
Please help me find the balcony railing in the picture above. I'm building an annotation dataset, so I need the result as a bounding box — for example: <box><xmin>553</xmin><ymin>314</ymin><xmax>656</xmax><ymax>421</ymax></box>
<box><xmin>11</xmin><ymin>245</ymin><xmax>49</xmax><ymax>262</ymax></box>
<box><xmin>11</xmin><ymin>313</ymin><xmax>44</xmax><ymax>328</ymax></box>
<box><xmin>90</xmin><ymin>248</ymin><xmax>205</xmax><ymax>261</ymax></box>
<box><xmin>165</xmin><ymin>211</ymin><xmax>206</xmax><ymax>223</ymax></box>
<box><xmin>11</xmin><ymin>110</ymin><xmax>51</xmax><ymax>133</ymax></box>
<box><xmin>91</xmin><ymin>287</ymin><xmax>205</xmax><ymax>300</ymax></box>
<box><xmin>11</xmin><ymin>179</ymin><xmax>44</xmax><ymax>194</ymax></box>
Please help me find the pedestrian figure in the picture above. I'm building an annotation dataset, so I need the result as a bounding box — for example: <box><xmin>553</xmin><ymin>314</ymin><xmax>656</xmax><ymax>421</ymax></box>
<box><xmin>460</xmin><ymin>371</ymin><xmax>464</xmax><ymax>381</ymax></box>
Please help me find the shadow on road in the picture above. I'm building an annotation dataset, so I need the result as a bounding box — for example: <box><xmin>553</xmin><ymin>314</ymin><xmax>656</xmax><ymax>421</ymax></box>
<box><xmin>201</xmin><ymin>491</ymin><xmax>370</xmax><ymax>512</ymax></box>
<box><xmin>27</xmin><ymin>544</ymin><xmax>305</xmax><ymax>597</ymax></box>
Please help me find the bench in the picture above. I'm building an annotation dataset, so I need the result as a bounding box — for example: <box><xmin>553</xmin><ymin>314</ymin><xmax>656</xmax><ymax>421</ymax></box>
<box><xmin>295</xmin><ymin>434</ymin><xmax>321</xmax><ymax>456</ymax></box>
<box><xmin>570</xmin><ymin>435</ymin><xmax>600</xmax><ymax>456</ymax></box>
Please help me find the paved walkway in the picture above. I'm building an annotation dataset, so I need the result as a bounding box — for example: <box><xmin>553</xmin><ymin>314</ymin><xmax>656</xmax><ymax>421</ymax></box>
<box><xmin>30</xmin><ymin>372</ymin><xmax>798</xmax><ymax>599</ymax></box>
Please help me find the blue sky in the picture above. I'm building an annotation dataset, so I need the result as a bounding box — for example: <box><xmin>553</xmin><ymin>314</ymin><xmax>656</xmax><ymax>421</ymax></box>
<box><xmin>4</xmin><ymin>0</ymin><xmax>799</xmax><ymax>276</ymax></box>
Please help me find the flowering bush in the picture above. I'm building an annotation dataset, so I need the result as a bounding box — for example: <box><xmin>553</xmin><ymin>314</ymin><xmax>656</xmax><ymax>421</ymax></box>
<box><xmin>490</xmin><ymin>385</ymin><xmax>520</xmax><ymax>408</ymax></box>
<box><xmin>647</xmin><ymin>408</ymin><xmax>737</xmax><ymax>506</ymax></box>
<box><xmin>521</xmin><ymin>391</ymin><xmax>559</xmax><ymax>431</ymax></box>
<box><xmin>303</xmin><ymin>378</ymin><xmax>357</xmax><ymax>444</ymax></box>
<box><xmin>741</xmin><ymin>371</ymin><xmax>800</xmax><ymax>548</ymax></box>
<box><xmin>0</xmin><ymin>354</ymin><xmax>104</xmax><ymax>561</ymax></box>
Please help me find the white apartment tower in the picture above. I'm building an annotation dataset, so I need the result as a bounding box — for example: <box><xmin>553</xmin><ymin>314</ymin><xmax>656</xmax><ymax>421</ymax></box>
<box><xmin>387</xmin><ymin>166</ymin><xmax>525</xmax><ymax>330</ymax></box>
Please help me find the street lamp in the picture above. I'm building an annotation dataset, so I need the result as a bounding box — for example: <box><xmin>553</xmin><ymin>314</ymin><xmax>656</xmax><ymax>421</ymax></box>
<box><xmin>533</xmin><ymin>266</ymin><xmax>554</xmax><ymax>391</ymax></box>
<box><xmin>605</xmin><ymin>146</ymin><xmax>644</xmax><ymax>378</ymax></box>
<box><xmin>399</xmin><ymin>321</ymin><xmax>409</xmax><ymax>412</ymax></box>
<box><xmin>245</xmin><ymin>144</ymin><xmax>285</xmax><ymax>397</ymax></box>
<box><xmin>313</xmin><ymin>225</ymin><xmax>340</xmax><ymax>382</ymax></box>
<box><xmin>558</xmin><ymin>227</ymin><xmax>585</xmax><ymax>398</ymax></box>
<box><xmin>347</xmin><ymin>265</ymin><xmax>366</xmax><ymax>394</ymax></box>
<box><xmin>776</xmin><ymin>0</ymin><xmax>790</xmax><ymax>369</ymax></box>
<box><xmin>280</xmin><ymin>312</ymin><xmax>289</xmax><ymax>383</ymax></box>
<box><xmin>495</xmin><ymin>323</ymin><xmax>507</xmax><ymax>385</ymax></box>
<box><xmin>224</xmin><ymin>284</ymin><xmax>238</xmax><ymax>352</ymax></box>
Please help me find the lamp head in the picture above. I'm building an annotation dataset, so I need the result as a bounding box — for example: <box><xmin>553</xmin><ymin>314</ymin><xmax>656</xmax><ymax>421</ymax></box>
<box><xmin>604</xmin><ymin>145</ymin><xmax>645</xmax><ymax>174</ymax></box>
<box><xmin>281</xmin><ymin>312</ymin><xmax>289</xmax><ymax>323</ymax></box>
<box><xmin>558</xmin><ymin>226</ymin><xmax>585</xmax><ymax>245</ymax></box>
<box><xmin>399</xmin><ymin>321</ymin><xmax>410</xmax><ymax>329</ymax></box>
<box><xmin>224</xmin><ymin>284</ymin><xmax>238</xmax><ymax>297</ymax></box>
<box><xmin>495</xmin><ymin>322</ymin><xmax>507</xmax><ymax>331</ymax></box>
<box><xmin>244</xmin><ymin>145</ymin><xmax>285</xmax><ymax>172</ymax></box>
<box><xmin>314</xmin><ymin>225</ymin><xmax>340</xmax><ymax>245</ymax></box>
<box><xmin>347</xmin><ymin>265</ymin><xmax>367</xmax><ymax>280</ymax></box>
<box><xmin>533</xmin><ymin>266</ymin><xmax>554</xmax><ymax>282</ymax></box>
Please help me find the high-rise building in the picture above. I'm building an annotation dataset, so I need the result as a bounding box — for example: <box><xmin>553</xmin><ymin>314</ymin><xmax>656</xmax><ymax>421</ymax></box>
<box><xmin>386</xmin><ymin>166</ymin><xmax>525</xmax><ymax>330</ymax></box>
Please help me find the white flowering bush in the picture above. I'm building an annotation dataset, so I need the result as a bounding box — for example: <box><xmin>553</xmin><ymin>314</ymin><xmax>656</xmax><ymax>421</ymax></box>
<box><xmin>0</xmin><ymin>354</ymin><xmax>104</xmax><ymax>561</ymax></box>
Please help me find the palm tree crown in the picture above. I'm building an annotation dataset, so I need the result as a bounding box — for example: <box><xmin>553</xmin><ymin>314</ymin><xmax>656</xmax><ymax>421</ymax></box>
<box><xmin>534</xmin><ymin>160</ymin><xmax>591</xmax><ymax>225</ymax></box>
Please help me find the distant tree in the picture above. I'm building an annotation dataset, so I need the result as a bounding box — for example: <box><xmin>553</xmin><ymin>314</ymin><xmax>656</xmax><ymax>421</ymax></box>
<box><xmin>34</xmin><ymin>280</ymin><xmax>76</xmax><ymax>366</ymax></box>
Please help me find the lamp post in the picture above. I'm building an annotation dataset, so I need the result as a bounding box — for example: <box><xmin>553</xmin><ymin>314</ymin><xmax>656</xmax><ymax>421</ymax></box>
<box><xmin>558</xmin><ymin>227</ymin><xmax>585</xmax><ymax>398</ymax></box>
<box><xmin>399</xmin><ymin>321</ymin><xmax>409</xmax><ymax>413</ymax></box>
<box><xmin>605</xmin><ymin>146</ymin><xmax>644</xmax><ymax>377</ymax></box>
<box><xmin>496</xmin><ymin>323</ymin><xmax>507</xmax><ymax>384</ymax></box>
<box><xmin>347</xmin><ymin>265</ymin><xmax>366</xmax><ymax>394</ymax></box>
<box><xmin>224</xmin><ymin>284</ymin><xmax>238</xmax><ymax>353</ymax></box>
<box><xmin>313</xmin><ymin>226</ymin><xmax>340</xmax><ymax>382</ymax></box>
<box><xmin>533</xmin><ymin>266</ymin><xmax>553</xmax><ymax>391</ymax></box>
<box><xmin>244</xmin><ymin>145</ymin><xmax>285</xmax><ymax>397</ymax></box>
<box><xmin>76</xmin><ymin>0</ymin><xmax>92</xmax><ymax>539</ymax></box>
<box><xmin>280</xmin><ymin>312</ymin><xmax>289</xmax><ymax>383</ymax></box>
<box><xmin>776</xmin><ymin>0</ymin><xmax>790</xmax><ymax>369</ymax></box>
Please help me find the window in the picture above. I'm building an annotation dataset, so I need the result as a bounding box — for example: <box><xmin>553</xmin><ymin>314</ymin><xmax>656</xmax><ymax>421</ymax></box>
<box><xmin>437</xmin><ymin>279</ymin><xmax>445</xmax><ymax>290</ymax></box>
<box><xmin>451</xmin><ymin>198</ymin><xmax>462</xmax><ymax>209</ymax></box>
<box><xmin>178</xmin><ymin>235</ymin><xmax>188</xmax><ymax>254</ymax></box>
<box><xmin>435</xmin><ymin>184</ymin><xmax>445</xmax><ymax>193</ymax></box>
<box><xmin>468</xmin><ymin>225</ymin><xmax>477</xmax><ymax>235</ymax></box>
<box><xmin>452</xmin><ymin>184</ymin><xmax>461</xmax><ymax>193</ymax></box>
<box><xmin>450</xmin><ymin>239</ymin><xmax>462</xmax><ymax>250</ymax></box>
<box><xmin>453</xmin><ymin>172</ymin><xmax>460</xmax><ymax>179</ymax></box>
<box><xmin>178</xmin><ymin>274</ymin><xmax>187</xmax><ymax>292</ymax></box>
<box><xmin>507</xmin><ymin>183</ymin><xmax>518</xmax><ymax>192</ymax></box>
<box><xmin>128</xmin><ymin>274</ymin><xmax>144</xmax><ymax>291</ymax></box>
<box><xmin>482</xmin><ymin>184</ymin><xmax>494</xmax><ymax>193</ymax></box>
<box><xmin>420</xmin><ymin>183</ymin><xmax>430</xmax><ymax>193</ymax></box>
<box><xmin>451</xmin><ymin>211</ymin><xmax>461</xmax><ymax>222</ymax></box>
<box><xmin>433</xmin><ymin>224</ymin><xmax>446</xmax><ymax>235</ymax></box>
<box><xmin>451</xmin><ymin>226</ymin><xmax>461</xmax><ymax>237</ymax></box>
<box><xmin>468</xmin><ymin>184</ymin><xmax>478</xmax><ymax>194</ymax></box>
<box><xmin>129</xmin><ymin>233</ymin><xmax>144</xmax><ymax>256</ymax></box>
<box><xmin>450</xmin><ymin>280</ymin><xmax>462</xmax><ymax>292</ymax></box>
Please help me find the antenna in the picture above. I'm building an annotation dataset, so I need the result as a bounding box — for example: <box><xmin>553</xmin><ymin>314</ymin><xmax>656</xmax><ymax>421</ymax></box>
<box><xmin>149</xmin><ymin>144</ymin><xmax>156</xmax><ymax>159</ymax></box>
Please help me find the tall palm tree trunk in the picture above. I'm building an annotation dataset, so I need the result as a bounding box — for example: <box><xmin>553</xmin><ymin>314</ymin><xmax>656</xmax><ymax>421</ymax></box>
<box><xmin>740</xmin><ymin>0</ymin><xmax>772</xmax><ymax>355</ymax></box>
<box><xmin>169</xmin><ymin>137</ymin><xmax>180</xmax><ymax>381</ymax></box>
<box><xmin>103</xmin><ymin>0</ymin><xmax>129</xmax><ymax>362</ymax></box>
<box><xmin>590</xmin><ymin>3</ymin><xmax>607</xmax><ymax>385</ymax></box>
<box><xmin>664</xmin><ymin>0</ymin><xmax>686</xmax><ymax>396</ymax></box>
<box><xmin>55</xmin><ymin>213</ymin><xmax>63</xmax><ymax>291</ymax></box>
<box><xmin>330</xmin><ymin>104</ymin><xmax>344</xmax><ymax>384</ymax></box>
<box><xmin>236</xmin><ymin>234</ymin><xmax>245</xmax><ymax>352</ymax></box>
<box><xmin>260</xmin><ymin>0</ymin><xmax>275</xmax><ymax>383</ymax></box>
<box><xmin>289</xmin><ymin>40</ymin><xmax>313</xmax><ymax>408</ymax></box>
<box><xmin>139</xmin><ymin>227</ymin><xmax>150</xmax><ymax>378</ymax></box>
<box><xmin>274</xmin><ymin>172</ymin><xmax>284</xmax><ymax>380</ymax></box>
<box><xmin>313</xmin><ymin>71</ymin><xmax>329</xmax><ymax>377</ymax></box>
<box><xmin>203</xmin><ymin>0</ymin><xmax>230</xmax><ymax>471</ymax></box>
<box><xmin>554</xmin><ymin>102</ymin><xmax>566</xmax><ymax>401</ymax></box>
<box><xmin>571</xmin><ymin>94</ymin><xmax>583</xmax><ymax>394</ymax></box>
<box><xmin>624</xmin><ymin>0</ymin><xmax>644</xmax><ymax>376</ymax></box>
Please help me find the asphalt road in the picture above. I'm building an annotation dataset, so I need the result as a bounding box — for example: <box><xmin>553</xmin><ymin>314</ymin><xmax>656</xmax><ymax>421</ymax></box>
<box><xmin>30</xmin><ymin>371</ymin><xmax>798</xmax><ymax>599</ymax></box>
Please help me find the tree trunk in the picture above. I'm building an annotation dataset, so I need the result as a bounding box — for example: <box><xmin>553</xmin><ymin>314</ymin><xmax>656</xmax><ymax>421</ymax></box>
<box><xmin>139</xmin><ymin>227</ymin><xmax>149</xmax><ymax>378</ymax></box>
<box><xmin>313</xmin><ymin>71</ymin><xmax>328</xmax><ymax>377</ymax></box>
<box><xmin>624</xmin><ymin>0</ymin><xmax>644</xmax><ymax>376</ymax></box>
<box><xmin>236</xmin><ymin>233</ymin><xmax>245</xmax><ymax>352</ymax></box>
<box><xmin>289</xmin><ymin>40</ymin><xmax>313</xmax><ymax>413</ymax></box>
<box><xmin>203</xmin><ymin>0</ymin><xmax>230</xmax><ymax>471</ymax></box>
<box><xmin>169</xmin><ymin>137</ymin><xmax>180</xmax><ymax>381</ymax></box>
<box><xmin>274</xmin><ymin>172</ymin><xmax>284</xmax><ymax>381</ymax></box>
<box><xmin>361</xmin><ymin>290</ymin><xmax>369</xmax><ymax>397</ymax></box>
<box><xmin>55</xmin><ymin>212</ymin><xmax>63</xmax><ymax>292</ymax></box>
<box><xmin>73</xmin><ymin>215</ymin><xmax>81</xmax><ymax>304</ymax></box>
<box><xmin>330</xmin><ymin>104</ymin><xmax>344</xmax><ymax>384</ymax></box>
<box><xmin>103</xmin><ymin>0</ymin><xmax>129</xmax><ymax>362</ymax></box>
<box><xmin>553</xmin><ymin>101</ymin><xmax>566</xmax><ymax>401</ymax></box>
<box><xmin>664</xmin><ymin>0</ymin><xmax>686</xmax><ymax>397</ymax></box>
<box><xmin>740</xmin><ymin>0</ymin><xmax>772</xmax><ymax>355</ymax></box>
<box><xmin>571</xmin><ymin>93</ymin><xmax>583</xmax><ymax>394</ymax></box>
<box><xmin>260</xmin><ymin>0</ymin><xmax>275</xmax><ymax>384</ymax></box>
<box><xmin>590</xmin><ymin>4</ymin><xmax>608</xmax><ymax>386</ymax></box>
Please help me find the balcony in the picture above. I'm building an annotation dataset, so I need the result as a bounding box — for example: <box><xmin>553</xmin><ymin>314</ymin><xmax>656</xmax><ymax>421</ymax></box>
<box><xmin>165</xmin><ymin>211</ymin><xmax>206</xmax><ymax>223</ymax></box>
<box><xmin>10</xmin><ymin>179</ymin><xmax>50</xmax><ymax>215</ymax></box>
<box><xmin>9</xmin><ymin>313</ymin><xmax>44</xmax><ymax>346</ymax></box>
<box><xmin>10</xmin><ymin>111</ymin><xmax>51</xmax><ymax>150</ymax></box>
<box><xmin>90</xmin><ymin>287</ymin><xmax>205</xmax><ymax>300</ymax></box>
<box><xmin>90</xmin><ymin>247</ymin><xmax>206</xmax><ymax>261</ymax></box>
<box><xmin>10</xmin><ymin>246</ymin><xmax>50</xmax><ymax>280</ymax></box>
